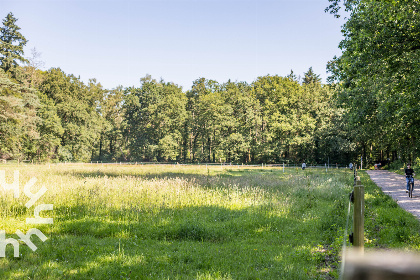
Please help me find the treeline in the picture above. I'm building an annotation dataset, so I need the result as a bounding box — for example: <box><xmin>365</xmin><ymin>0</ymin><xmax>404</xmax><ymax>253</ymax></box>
<box><xmin>0</xmin><ymin>62</ymin><xmax>351</xmax><ymax>164</ymax></box>
<box><xmin>124</xmin><ymin>72</ymin><xmax>351</xmax><ymax>164</ymax></box>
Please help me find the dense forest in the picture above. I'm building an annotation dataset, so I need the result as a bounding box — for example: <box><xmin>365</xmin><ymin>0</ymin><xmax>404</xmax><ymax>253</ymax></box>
<box><xmin>1</xmin><ymin>0</ymin><xmax>419</xmax><ymax>166</ymax></box>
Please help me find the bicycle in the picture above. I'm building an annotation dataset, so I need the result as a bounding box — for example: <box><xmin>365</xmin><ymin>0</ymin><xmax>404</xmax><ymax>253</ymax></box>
<box><xmin>407</xmin><ymin>175</ymin><xmax>414</xmax><ymax>198</ymax></box>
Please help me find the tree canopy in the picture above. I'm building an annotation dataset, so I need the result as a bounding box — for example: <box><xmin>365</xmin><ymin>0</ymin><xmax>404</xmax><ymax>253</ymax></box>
<box><xmin>327</xmin><ymin>0</ymin><xmax>420</xmax><ymax>164</ymax></box>
<box><xmin>0</xmin><ymin>12</ymin><xmax>28</xmax><ymax>80</ymax></box>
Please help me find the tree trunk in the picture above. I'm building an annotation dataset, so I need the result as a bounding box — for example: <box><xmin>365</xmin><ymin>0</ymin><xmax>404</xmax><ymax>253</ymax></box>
<box><xmin>208</xmin><ymin>136</ymin><xmax>212</xmax><ymax>163</ymax></box>
<box><xmin>99</xmin><ymin>133</ymin><xmax>103</xmax><ymax>160</ymax></box>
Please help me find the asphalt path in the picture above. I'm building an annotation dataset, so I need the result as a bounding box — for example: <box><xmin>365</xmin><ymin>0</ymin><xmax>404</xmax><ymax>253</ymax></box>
<box><xmin>366</xmin><ymin>170</ymin><xmax>420</xmax><ymax>219</ymax></box>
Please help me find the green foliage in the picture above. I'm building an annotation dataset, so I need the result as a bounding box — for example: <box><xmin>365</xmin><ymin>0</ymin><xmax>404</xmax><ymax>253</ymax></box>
<box><xmin>0</xmin><ymin>69</ymin><xmax>40</xmax><ymax>159</ymax></box>
<box><xmin>1</xmin><ymin>67</ymin><xmax>353</xmax><ymax>163</ymax></box>
<box><xmin>252</xmin><ymin>74</ymin><xmax>349</xmax><ymax>163</ymax></box>
<box><xmin>302</xmin><ymin>67</ymin><xmax>321</xmax><ymax>84</ymax></box>
<box><xmin>57</xmin><ymin>146</ymin><xmax>73</xmax><ymax>161</ymax></box>
<box><xmin>94</xmin><ymin>86</ymin><xmax>126</xmax><ymax>161</ymax></box>
<box><xmin>327</xmin><ymin>0</ymin><xmax>420</xmax><ymax>165</ymax></box>
<box><xmin>39</xmin><ymin>68</ymin><xmax>102</xmax><ymax>162</ymax></box>
<box><xmin>124</xmin><ymin>76</ymin><xmax>187</xmax><ymax>161</ymax></box>
<box><xmin>185</xmin><ymin>79</ymin><xmax>261</xmax><ymax>163</ymax></box>
<box><xmin>34</xmin><ymin>92</ymin><xmax>64</xmax><ymax>161</ymax></box>
<box><xmin>0</xmin><ymin>12</ymin><xmax>28</xmax><ymax>80</ymax></box>
<box><xmin>383</xmin><ymin>159</ymin><xmax>406</xmax><ymax>171</ymax></box>
<box><xmin>325</xmin><ymin>0</ymin><xmax>358</xmax><ymax>18</ymax></box>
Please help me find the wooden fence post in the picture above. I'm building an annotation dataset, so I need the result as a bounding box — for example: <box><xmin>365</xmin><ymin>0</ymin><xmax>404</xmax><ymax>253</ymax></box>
<box><xmin>353</xmin><ymin>163</ymin><xmax>357</xmax><ymax>185</ymax></box>
<box><xmin>353</xmin><ymin>176</ymin><xmax>364</xmax><ymax>252</ymax></box>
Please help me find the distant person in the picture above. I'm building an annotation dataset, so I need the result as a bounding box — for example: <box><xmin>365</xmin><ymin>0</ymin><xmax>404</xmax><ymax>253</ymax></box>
<box><xmin>349</xmin><ymin>163</ymin><xmax>353</xmax><ymax>170</ymax></box>
<box><xmin>302</xmin><ymin>162</ymin><xmax>306</xmax><ymax>170</ymax></box>
<box><xmin>405</xmin><ymin>164</ymin><xmax>415</xmax><ymax>193</ymax></box>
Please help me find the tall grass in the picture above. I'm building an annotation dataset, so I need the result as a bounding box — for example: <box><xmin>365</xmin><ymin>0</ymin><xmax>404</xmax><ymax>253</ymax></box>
<box><xmin>0</xmin><ymin>164</ymin><xmax>419</xmax><ymax>279</ymax></box>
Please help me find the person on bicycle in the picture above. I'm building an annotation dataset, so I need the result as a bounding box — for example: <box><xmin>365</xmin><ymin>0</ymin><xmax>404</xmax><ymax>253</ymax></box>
<box><xmin>405</xmin><ymin>164</ymin><xmax>415</xmax><ymax>193</ymax></box>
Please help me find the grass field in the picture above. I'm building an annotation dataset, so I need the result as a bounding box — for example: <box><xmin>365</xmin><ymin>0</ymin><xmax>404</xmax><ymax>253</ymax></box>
<box><xmin>0</xmin><ymin>164</ymin><xmax>419</xmax><ymax>279</ymax></box>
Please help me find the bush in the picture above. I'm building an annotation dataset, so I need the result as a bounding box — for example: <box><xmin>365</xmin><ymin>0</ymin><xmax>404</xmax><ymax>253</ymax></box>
<box><xmin>383</xmin><ymin>159</ymin><xmax>405</xmax><ymax>171</ymax></box>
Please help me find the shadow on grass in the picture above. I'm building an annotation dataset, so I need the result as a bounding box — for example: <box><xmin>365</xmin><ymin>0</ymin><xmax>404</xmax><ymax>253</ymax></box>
<box><xmin>51</xmin><ymin>204</ymin><xmax>300</xmax><ymax>242</ymax></box>
<box><xmin>0</xmin><ymin>204</ymin><xmax>324</xmax><ymax>279</ymax></box>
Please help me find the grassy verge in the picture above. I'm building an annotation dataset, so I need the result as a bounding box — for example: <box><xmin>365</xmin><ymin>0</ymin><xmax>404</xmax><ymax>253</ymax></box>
<box><xmin>0</xmin><ymin>164</ymin><xmax>419</xmax><ymax>279</ymax></box>
<box><xmin>360</xmin><ymin>171</ymin><xmax>420</xmax><ymax>249</ymax></box>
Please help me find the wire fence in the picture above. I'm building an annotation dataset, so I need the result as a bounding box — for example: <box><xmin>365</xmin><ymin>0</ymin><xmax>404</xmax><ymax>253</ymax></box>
<box><xmin>0</xmin><ymin>159</ymin><xmax>351</xmax><ymax>169</ymax></box>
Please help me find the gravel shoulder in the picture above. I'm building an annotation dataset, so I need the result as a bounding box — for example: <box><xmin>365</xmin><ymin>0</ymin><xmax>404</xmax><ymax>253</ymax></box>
<box><xmin>366</xmin><ymin>170</ymin><xmax>420</xmax><ymax>219</ymax></box>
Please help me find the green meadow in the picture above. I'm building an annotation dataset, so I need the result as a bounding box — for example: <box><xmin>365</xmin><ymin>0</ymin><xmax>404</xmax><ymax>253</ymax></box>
<box><xmin>0</xmin><ymin>164</ymin><xmax>420</xmax><ymax>279</ymax></box>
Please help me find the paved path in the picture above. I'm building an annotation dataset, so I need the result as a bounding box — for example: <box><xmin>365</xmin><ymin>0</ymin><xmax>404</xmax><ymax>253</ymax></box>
<box><xmin>366</xmin><ymin>170</ymin><xmax>420</xmax><ymax>219</ymax></box>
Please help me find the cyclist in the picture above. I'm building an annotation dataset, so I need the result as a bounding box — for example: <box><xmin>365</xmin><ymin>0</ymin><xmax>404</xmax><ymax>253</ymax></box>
<box><xmin>405</xmin><ymin>164</ymin><xmax>415</xmax><ymax>193</ymax></box>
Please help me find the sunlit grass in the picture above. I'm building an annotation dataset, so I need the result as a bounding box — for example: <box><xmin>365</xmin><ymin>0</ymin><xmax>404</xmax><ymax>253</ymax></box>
<box><xmin>0</xmin><ymin>163</ymin><xmax>419</xmax><ymax>279</ymax></box>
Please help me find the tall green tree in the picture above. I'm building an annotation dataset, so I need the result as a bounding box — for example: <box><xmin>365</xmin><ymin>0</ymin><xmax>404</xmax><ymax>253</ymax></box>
<box><xmin>327</xmin><ymin>0</ymin><xmax>420</xmax><ymax>164</ymax></box>
<box><xmin>0</xmin><ymin>69</ymin><xmax>40</xmax><ymax>159</ymax></box>
<box><xmin>0</xmin><ymin>12</ymin><xmax>28</xmax><ymax>80</ymax></box>
<box><xmin>94</xmin><ymin>86</ymin><xmax>126</xmax><ymax>161</ymax></box>
<box><xmin>302</xmin><ymin>67</ymin><xmax>321</xmax><ymax>84</ymax></box>
<box><xmin>185</xmin><ymin>78</ymin><xmax>223</xmax><ymax>162</ymax></box>
<box><xmin>39</xmin><ymin>68</ymin><xmax>102</xmax><ymax>162</ymax></box>
<box><xmin>124</xmin><ymin>76</ymin><xmax>187</xmax><ymax>161</ymax></box>
<box><xmin>219</xmin><ymin>81</ymin><xmax>260</xmax><ymax>163</ymax></box>
<box><xmin>34</xmin><ymin>91</ymin><xmax>64</xmax><ymax>161</ymax></box>
<box><xmin>253</xmin><ymin>75</ymin><xmax>307</xmax><ymax>162</ymax></box>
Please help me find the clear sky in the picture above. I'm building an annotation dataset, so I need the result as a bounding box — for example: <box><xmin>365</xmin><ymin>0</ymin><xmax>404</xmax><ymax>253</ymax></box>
<box><xmin>1</xmin><ymin>0</ymin><xmax>346</xmax><ymax>91</ymax></box>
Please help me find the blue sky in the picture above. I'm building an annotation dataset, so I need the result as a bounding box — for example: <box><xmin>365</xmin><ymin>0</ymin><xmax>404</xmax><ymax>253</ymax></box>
<box><xmin>1</xmin><ymin>0</ymin><xmax>346</xmax><ymax>91</ymax></box>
